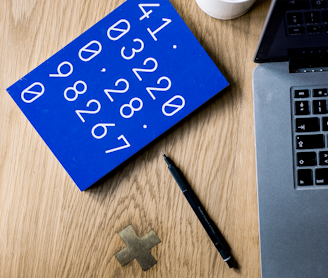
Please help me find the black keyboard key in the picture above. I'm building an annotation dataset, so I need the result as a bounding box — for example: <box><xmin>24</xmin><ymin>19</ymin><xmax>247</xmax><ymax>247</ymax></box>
<box><xmin>295</xmin><ymin>117</ymin><xmax>320</xmax><ymax>132</ymax></box>
<box><xmin>322</xmin><ymin>11</ymin><xmax>328</xmax><ymax>23</ymax></box>
<box><xmin>298</xmin><ymin>169</ymin><xmax>313</xmax><ymax>185</ymax></box>
<box><xmin>296</xmin><ymin>134</ymin><xmax>325</xmax><ymax>149</ymax></box>
<box><xmin>313</xmin><ymin>99</ymin><xmax>327</xmax><ymax>114</ymax></box>
<box><xmin>297</xmin><ymin>152</ymin><xmax>317</xmax><ymax>166</ymax></box>
<box><xmin>319</xmin><ymin>151</ymin><xmax>328</xmax><ymax>165</ymax></box>
<box><xmin>287</xmin><ymin>12</ymin><xmax>304</xmax><ymax>25</ymax></box>
<box><xmin>295</xmin><ymin>101</ymin><xmax>310</xmax><ymax>115</ymax></box>
<box><xmin>311</xmin><ymin>0</ymin><xmax>326</xmax><ymax>9</ymax></box>
<box><xmin>287</xmin><ymin>0</ymin><xmax>311</xmax><ymax>10</ymax></box>
<box><xmin>305</xmin><ymin>11</ymin><xmax>321</xmax><ymax>24</ymax></box>
<box><xmin>307</xmin><ymin>25</ymin><xmax>324</xmax><ymax>33</ymax></box>
<box><xmin>295</xmin><ymin>89</ymin><xmax>309</xmax><ymax>98</ymax></box>
<box><xmin>313</xmin><ymin>88</ymin><xmax>328</xmax><ymax>97</ymax></box>
<box><xmin>289</xmin><ymin>26</ymin><xmax>305</xmax><ymax>35</ymax></box>
<box><xmin>315</xmin><ymin>168</ymin><xmax>328</xmax><ymax>184</ymax></box>
<box><xmin>323</xmin><ymin>117</ymin><xmax>328</xmax><ymax>131</ymax></box>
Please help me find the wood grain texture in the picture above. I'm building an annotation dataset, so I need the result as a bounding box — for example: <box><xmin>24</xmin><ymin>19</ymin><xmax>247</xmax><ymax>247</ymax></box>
<box><xmin>0</xmin><ymin>0</ymin><xmax>271</xmax><ymax>277</ymax></box>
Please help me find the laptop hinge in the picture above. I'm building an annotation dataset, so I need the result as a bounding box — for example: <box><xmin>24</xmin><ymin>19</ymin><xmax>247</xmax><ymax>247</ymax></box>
<box><xmin>288</xmin><ymin>47</ymin><xmax>328</xmax><ymax>73</ymax></box>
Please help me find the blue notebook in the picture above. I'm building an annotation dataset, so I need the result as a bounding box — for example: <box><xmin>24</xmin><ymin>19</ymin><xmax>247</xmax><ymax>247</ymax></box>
<box><xmin>7</xmin><ymin>0</ymin><xmax>229</xmax><ymax>191</ymax></box>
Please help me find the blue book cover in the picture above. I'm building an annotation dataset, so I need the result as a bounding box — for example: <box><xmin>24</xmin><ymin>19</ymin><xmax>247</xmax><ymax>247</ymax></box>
<box><xmin>7</xmin><ymin>0</ymin><xmax>229</xmax><ymax>191</ymax></box>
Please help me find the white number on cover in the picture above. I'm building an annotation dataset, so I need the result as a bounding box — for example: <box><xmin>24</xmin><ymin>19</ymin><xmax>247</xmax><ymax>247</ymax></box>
<box><xmin>49</xmin><ymin>61</ymin><xmax>73</xmax><ymax>78</ymax></box>
<box><xmin>162</xmin><ymin>95</ymin><xmax>185</xmax><ymax>116</ymax></box>
<box><xmin>79</xmin><ymin>41</ymin><xmax>102</xmax><ymax>62</ymax></box>
<box><xmin>138</xmin><ymin>3</ymin><xmax>160</xmax><ymax>20</ymax></box>
<box><xmin>107</xmin><ymin>19</ymin><xmax>130</xmax><ymax>41</ymax></box>
<box><xmin>91</xmin><ymin>123</ymin><xmax>115</xmax><ymax>139</ymax></box>
<box><xmin>146</xmin><ymin>76</ymin><xmax>171</xmax><ymax>100</ymax></box>
<box><xmin>132</xmin><ymin>58</ymin><xmax>158</xmax><ymax>81</ymax></box>
<box><xmin>147</xmin><ymin>18</ymin><xmax>172</xmax><ymax>41</ymax></box>
<box><xmin>75</xmin><ymin>99</ymin><xmax>101</xmax><ymax>123</ymax></box>
<box><xmin>104</xmin><ymin>79</ymin><xmax>129</xmax><ymax>102</ymax></box>
<box><xmin>120</xmin><ymin>97</ymin><xmax>143</xmax><ymax>118</ymax></box>
<box><xmin>21</xmin><ymin>82</ymin><xmax>45</xmax><ymax>103</ymax></box>
<box><xmin>64</xmin><ymin>81</ymin><xmax>87</xmax><ymax>102</ymax></box>
<box><xmin>121</xmin><ymin>38</ymin><xmax>144</xmax><ymax>60</ymax></box>
<box><xmin>105</xmin><ymin>135</ymin><xmax>131</xmax><ymax>154</ymax></box>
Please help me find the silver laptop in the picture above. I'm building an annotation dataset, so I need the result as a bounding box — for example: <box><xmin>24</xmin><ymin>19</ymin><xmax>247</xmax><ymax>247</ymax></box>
<box><xmin>253</xmin><ymin>0</ymin><xmax>328</xmax><ymax>277</ymax></box>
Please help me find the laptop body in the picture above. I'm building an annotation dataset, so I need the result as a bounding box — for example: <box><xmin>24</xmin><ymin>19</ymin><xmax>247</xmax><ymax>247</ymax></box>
<box><xmin>253</xmin><ymin>0</ymin><xmax>328</xmax><ymax>277</ymax></box>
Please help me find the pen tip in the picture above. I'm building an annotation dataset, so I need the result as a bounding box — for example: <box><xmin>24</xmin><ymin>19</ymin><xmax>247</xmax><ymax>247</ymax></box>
<box><xmin>162</xmin><ymin>152</ymin><xmax>171</xmax><ymax>166</ymax></box>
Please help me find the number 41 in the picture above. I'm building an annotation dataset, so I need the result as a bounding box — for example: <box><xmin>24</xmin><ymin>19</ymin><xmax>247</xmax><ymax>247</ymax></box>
<box><xmin>139</xmin><ymin>3</ymin><xmax>172</xmax><ymax>41</ymax></box>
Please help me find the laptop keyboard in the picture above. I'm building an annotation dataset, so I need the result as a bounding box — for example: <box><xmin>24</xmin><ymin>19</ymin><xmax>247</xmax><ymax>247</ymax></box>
<box><xmin>286</xmin><ymin>0</ymin><xmax>328</xmax><ymax>35</ymax></box>
<box><xmin>291</xmin><ymin>85</ymin><xmax>328</xmax><ymax>189</ymax></box>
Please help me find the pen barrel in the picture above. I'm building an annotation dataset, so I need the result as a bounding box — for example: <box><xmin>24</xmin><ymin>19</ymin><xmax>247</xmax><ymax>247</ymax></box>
<box><xmin>168</xmin><ymin>165</ymin><xmax>188</xmax><ymax>192</ymax></box>
<box><xmin>166</xmin><ymin>161</ymin><xmax>231</xmax><ymax>264</ymax></box>
<box><xmin>183</xmin><ymin>189</ymin><xmax>230</xmax><ymax>259</ymax></box>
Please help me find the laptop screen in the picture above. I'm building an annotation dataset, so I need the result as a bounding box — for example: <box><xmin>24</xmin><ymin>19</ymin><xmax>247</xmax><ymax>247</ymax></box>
<box><xmin>254</xmin><ymin>0</ymin><xmax>328</xmax><ymax>65</ymax></box>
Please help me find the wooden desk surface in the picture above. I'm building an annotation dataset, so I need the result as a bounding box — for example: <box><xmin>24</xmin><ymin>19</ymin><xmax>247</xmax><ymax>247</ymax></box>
<box><xmin>0</xmin><ymin>0</ymin><xmax>271</xmax><ymax>277</ymax></box>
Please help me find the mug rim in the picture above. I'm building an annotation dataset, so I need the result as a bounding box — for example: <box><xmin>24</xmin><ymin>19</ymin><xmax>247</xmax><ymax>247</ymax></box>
<box><xmin>220</xmin><ymin>0</ymin><xmax>254</xmax><ymax>3</ymax></box>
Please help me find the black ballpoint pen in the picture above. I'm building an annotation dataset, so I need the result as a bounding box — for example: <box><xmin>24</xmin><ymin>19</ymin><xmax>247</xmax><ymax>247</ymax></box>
<box><xmin>162</xmin><ymin>152</ymin><xmax>234</xmax><ymax>268</ymax></box>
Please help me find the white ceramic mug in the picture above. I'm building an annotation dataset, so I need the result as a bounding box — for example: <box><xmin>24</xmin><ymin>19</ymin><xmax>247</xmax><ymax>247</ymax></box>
<box><xmin>195</xmin><ymin>0</ymin><xmax>257</xmax><ymax>20</ymax></box>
